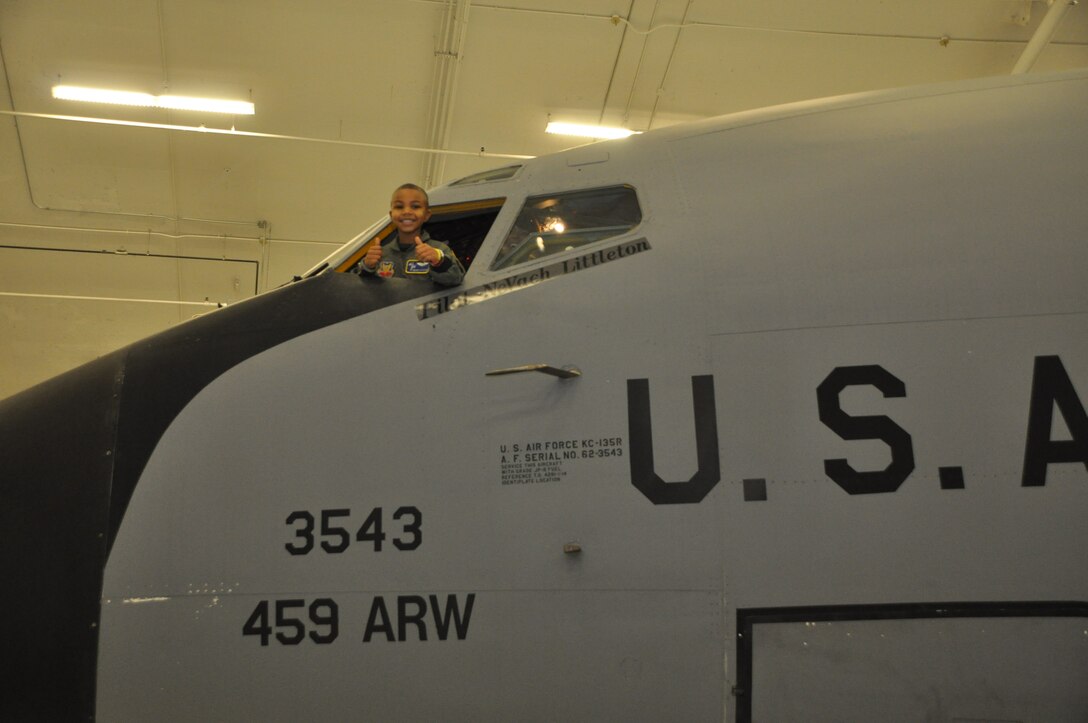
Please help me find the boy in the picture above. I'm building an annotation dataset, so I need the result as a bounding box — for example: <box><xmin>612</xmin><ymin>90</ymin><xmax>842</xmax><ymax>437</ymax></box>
<box><xmin>358</xmin><ymin>183</ymin><xmax>464</xmax><ymax>286</ymax></box>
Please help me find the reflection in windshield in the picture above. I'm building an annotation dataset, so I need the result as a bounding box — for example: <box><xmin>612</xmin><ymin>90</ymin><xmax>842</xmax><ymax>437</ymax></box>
<box><xmin>491</xmin><ymin>186</ymin><xmax>641</xmax><ymax>270</ymax></box>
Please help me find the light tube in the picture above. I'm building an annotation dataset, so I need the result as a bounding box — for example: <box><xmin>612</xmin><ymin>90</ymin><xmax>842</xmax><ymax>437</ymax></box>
<box><xmin>545</xmin><ymin>121</ymin><xmax>641</xmax><ymax>139</ymax></box>
<box><xmin>52</xmin><ymin>85</ymin><xmax>254</xmax><ymax>115</ymax></box>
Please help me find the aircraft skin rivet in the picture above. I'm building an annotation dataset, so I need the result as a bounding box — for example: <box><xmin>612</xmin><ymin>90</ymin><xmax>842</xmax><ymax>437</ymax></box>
<box><xmin>563</xmin><ymin>543</ymin><xmax>582</xmax><ymax>554</ymax></box>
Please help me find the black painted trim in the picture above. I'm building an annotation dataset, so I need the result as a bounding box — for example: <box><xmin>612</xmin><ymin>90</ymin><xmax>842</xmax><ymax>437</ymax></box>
<box><xmin>0</xmin><ymin>353</ymin><xmax>123</xmax><ymax>721</ymax></box>
<box><xmin>734</xmin><ymin>600</ymin><xmax>1088</xmax><ymax>723</ymax></box>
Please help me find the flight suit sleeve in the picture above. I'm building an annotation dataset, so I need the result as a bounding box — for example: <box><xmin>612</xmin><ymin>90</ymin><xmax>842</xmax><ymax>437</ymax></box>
<box><xmin>428</xmin><ymin>240</ymin><xmax>465</xmax><ymax>286</ymax></box>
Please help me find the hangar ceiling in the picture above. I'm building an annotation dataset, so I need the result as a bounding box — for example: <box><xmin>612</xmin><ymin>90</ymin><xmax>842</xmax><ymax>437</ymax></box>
<box><xmin>2</xmin><ymin>0</ymin><xmax>1087</xmax><ymax>397</ymax></box>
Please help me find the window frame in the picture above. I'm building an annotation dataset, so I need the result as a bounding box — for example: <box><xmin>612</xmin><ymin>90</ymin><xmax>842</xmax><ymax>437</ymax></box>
<box><xmin>333</xmin><ymin>197</ymin><xmax>506</xmax><ymax>274</ymax></box>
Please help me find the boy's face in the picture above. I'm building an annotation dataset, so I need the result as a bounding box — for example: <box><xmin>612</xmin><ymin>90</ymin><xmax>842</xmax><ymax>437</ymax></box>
<box><xmin>390</xmin><ymin>188</ymin><xmax>431</xmax><ymax>237</ymax></box>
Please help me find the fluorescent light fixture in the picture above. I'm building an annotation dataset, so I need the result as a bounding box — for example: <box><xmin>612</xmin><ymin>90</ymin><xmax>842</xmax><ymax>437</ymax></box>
<box><xmin>52</xmin><ymin>85</ymin><xmax>254</xmax><ymax>115</ymax></box>
<box><xmin>545</xmin><ymin>121</ymin><xmax>641</xmax><ymax>140</ymax></box>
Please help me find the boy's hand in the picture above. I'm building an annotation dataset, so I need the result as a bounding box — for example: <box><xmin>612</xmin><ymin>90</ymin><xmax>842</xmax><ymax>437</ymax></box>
<box><xmin>413</xmin><ymin>235</ymin><xmax>442</xmax><ymax>266</ymax></box>
<box><xmin>362</xmin><ymin>239</ymin><xmax>383</xmax><ymax>269</ymax></box>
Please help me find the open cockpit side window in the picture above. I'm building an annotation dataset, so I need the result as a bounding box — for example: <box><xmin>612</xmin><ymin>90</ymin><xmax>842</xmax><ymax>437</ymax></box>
<box><xmin>489</xmin><ymin>185</ymin><xmax>642</xmax><ymax>271</ymax></box>
<box><xmin>335</xmin><ymin>198</ymin><xmax>505</xmax><ymax>274</ymax></box>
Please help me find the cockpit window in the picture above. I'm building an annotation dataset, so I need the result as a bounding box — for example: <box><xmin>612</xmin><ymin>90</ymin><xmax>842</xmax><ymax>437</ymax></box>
<box><xmin>449</xmin><ymin>165</ymin><xmax>522</xmax><ymax>186</ymax></box>
<box><xmin>335</xmin><ymin>198</ymin><xmax>505</xmax><ymax>274</ymax></box>
<box><xmin>489</xmin><ymin>185</ymin><xmax>641</xmax><ymax>271</ymax></box>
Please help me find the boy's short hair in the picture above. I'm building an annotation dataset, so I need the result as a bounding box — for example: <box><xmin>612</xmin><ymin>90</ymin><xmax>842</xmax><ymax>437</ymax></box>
<box><xmin>393</xmin><ymin>183</ymin><xmax>429</xmax><ymax>207</ymax></box>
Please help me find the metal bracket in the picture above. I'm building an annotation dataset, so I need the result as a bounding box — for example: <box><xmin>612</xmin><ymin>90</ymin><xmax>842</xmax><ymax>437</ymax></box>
<box><xmin>485</xmin><ymin>364</ymin><xmax>581</xmax><ymax>379</ymax></box>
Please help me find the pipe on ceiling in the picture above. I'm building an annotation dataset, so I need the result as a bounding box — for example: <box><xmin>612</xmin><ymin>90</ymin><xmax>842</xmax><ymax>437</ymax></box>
<box><xmin>1012</xmin><ymin>0</ymin><xmax>1078</xmax><ymax>74</ymax></box>
<box><xmin>0</xmin><ymin>110</ymin><xmax>533</xmax><ymax>160</ymax></box>
<box><xmin>421</xmin><ymin>0</ymin><xmax>473</xmax><ymax>187</ymax></box>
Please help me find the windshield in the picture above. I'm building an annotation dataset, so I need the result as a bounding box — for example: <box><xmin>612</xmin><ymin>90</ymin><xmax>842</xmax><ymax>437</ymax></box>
<box><xmin>490</xmin><ymin>186</ymin><xmax>642</xmax><ymax>271</ymax></box>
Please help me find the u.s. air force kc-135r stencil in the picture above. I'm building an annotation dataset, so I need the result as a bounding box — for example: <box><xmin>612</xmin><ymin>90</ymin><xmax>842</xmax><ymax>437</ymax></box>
<box><xmin>1</xmin><ymin>69</ymin><xmax>1087</xmax><ymax>722</ymax></box>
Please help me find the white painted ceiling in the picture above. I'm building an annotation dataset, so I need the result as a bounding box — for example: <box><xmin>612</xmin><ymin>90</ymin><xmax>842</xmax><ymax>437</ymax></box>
<box><xmin>2</xmin><ymin>0</ymin><xmax>1087</xmax><ymax>397</ymax></box>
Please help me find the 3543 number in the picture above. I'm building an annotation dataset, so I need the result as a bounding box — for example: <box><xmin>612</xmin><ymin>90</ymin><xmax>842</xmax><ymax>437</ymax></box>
<box><xmin>285</xmin><ymin>507</ymin><xmax>421</xmax><ymax>555</ymax></box>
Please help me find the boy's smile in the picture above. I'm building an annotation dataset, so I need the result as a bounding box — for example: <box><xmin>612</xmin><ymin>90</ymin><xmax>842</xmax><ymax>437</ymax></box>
<box><xmin>390</xmin><ymin>188</ymin><xmax>431</xmax><ymax>239</ymax></box>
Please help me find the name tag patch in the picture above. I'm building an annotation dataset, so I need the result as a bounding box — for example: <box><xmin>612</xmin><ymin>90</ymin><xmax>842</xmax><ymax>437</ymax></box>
<box><xmin>405</xmin><ymin>259</ymin><xmax>431</xmax><ymax>274</ymax></box>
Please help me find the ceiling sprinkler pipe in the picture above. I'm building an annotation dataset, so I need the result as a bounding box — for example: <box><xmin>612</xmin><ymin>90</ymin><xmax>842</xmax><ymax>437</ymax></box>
<box><xmin>1012</xmin><ymin>0</ymin><xmax>1077</xmax><ymax>74</ymax></box>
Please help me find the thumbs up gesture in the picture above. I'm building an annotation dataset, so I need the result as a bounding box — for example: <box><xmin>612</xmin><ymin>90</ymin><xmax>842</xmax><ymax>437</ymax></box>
<box><xmin>362</xmin><ymin>238</ymin><xmax>383</xmax><ymax>269</ymax></box>
<box><xmin>413</xmin><ymin>235</ymin><xmax>442</xmax><ymax>266</ymax></box>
